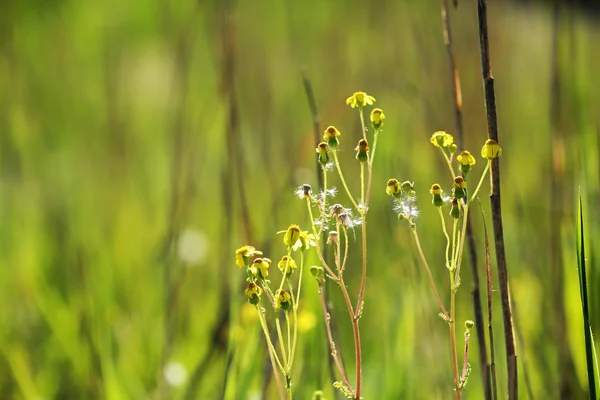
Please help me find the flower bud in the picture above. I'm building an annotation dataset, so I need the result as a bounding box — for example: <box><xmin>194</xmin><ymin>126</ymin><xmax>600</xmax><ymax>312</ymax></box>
<box><xmin>370</xmin><ymin>108</ymin><xmax>385</xmax><ymax>129</ymax></box>
<box><xmin>275</xmin><ymin>289</ymin><xmax>292</xmax><ymax>310</ymax></box>
<box><xmin>316</xmin><ymin>142</ymin><xmax>330</xmax><ymax>165</ymax></box>
<box><xmin>245</xmin><ymin>282</ymin><xmax>263</xmax><ymax>305</ymax></box>
<box><xmin>355</xmin><ymin>139</ymin><xmax>369</xmax><ymax>163</ymax></box>
<box><xmin>386</xmin><ymin>178</ymin><xmax>402</xmax><ymax>199</ymax></box>
<box><xmin>430</xmin><ymin>184</ymin><xmax>445</xmax><ymax>207</ymax></box>
<box><xmin>453</xmin><ymin>176</ymin><xmax>467</xmax><ymax>200</ymax></box>
<box><xmin>327</xmin><ymin>231</ymin><xmax>339</xmax><ymax>245</ymax></box>
<box><xmin>323</xmin><ymin>126</ymin><xmax>341</xmax><ymax>149</ymax></box>
<box><xmin>278</xmin><ymin>255</ymin><xmax>297</xmax><ymax>276</ymax></box>
<box><xmin>310</xmin><ymin>265</ymin><xmax>326</xmax><ymax>285</ymax></box>
<box><xmin>448</xmin><ymin>144</ymin><xmax>458</xmax><ymax>156</ymax></box>
<box><xmin>284</xmin><ymin>225</ymin><xmax>301</xmax><ymax>247</ymax></box>
<box><xmin>401</xmin><ymin>181</ymin><xmax>414</xmax><ymax>193</ymax></box>
<box><xmin>481</xmin><ymin>139</ymin><xmax>502</xmax><ymax>160</ymax></box>
<box><xmin>457</xmin><ymin>150</ymin><xmax>476</xmax><ymax>174</ymax></box>
<box><xmin>450</xmin><ymin>198</ymin><xmax>461</xmax><ymax>219</ymax></box>
<box><xmin>465</xmin><ymin>320</ymin><xmax>474</xmax><ymax>331</ymax></box>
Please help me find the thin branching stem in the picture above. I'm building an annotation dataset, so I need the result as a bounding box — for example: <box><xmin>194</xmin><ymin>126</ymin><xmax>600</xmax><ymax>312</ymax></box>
<box><xmin>306</xmin><ymin>198</ymin><xmax>336</xmax><ymax>278</ymax></box>
<box><xmin>257</xmin><ymin>307</ymin><xmax>286</xmax><ymax>376</ymax></box>
<box><xmin>275</xmin><ymin>317</ymin><xmax>288</xmax><ymax>370</ymax></box>
<box><xmin>461</xmin><ymin>331</ymin><xmax>471</xmax><ymax>384</ymax></box>
<box><xmin>449</xmin><ymin>272</ymin><xmax>461</xmax><ymax>399</ymax></box>
<box><xmin>341</xmin><ymin>226</ymin><xmax>349</xmax><ymax>274</ymax></box>
<box><xmin>333</xmin><ymin>150</ymin><xmax>360</xmax><ymax>211</ymax></box>
<box><xmin>438</xmin><ymin>207</ymin><xmax>451</xmax><ymax>269</ymax></box>
<box><xmin>410</xmin><ymin>226</ymin><xmax>449</xmax><ymax>319</ymax></box>
<box><xmin>317</xmin><ymin>285</ymin><xmax>354</xmax><ymax>394</ymax></box>
<box><xmin>470</xmin><ymin>161</ymin><xmax>491</xmax><ymax>201</ymax></box>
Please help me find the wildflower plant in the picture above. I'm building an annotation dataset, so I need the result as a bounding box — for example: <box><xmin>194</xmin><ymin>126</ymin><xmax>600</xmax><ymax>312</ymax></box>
<box><xmin>235</xmin><ymin>224</ymin><xmax>315</xmax><ymax>399</ymax></box>
<box><xmin>298</xmin><ymin>91</ymin><xmax>383</xmax><ymax>399</ymax></box>
<box><xmin>386</xmin><ymin>131</ymin><xmax>502</xmax><ymax>399</ymax></box>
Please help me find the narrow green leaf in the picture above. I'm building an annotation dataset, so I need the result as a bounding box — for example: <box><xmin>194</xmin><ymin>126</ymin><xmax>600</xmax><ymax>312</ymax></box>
<box><xmin>576</xmin><ymin>191</ymin><xmax>598</xmax><ymax>399</ymax></box>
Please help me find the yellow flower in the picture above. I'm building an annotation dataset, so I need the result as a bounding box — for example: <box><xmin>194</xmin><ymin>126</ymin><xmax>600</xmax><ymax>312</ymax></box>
<box><xmin>275</xmin><ymin>289</ymin><xmax>292</xmax><ymax>310</ymax></box>
<box><xmin>346</xmin><ymin>91</ymin><xmax>376</xmax><ymax>108</ymax></box>
<box><xmin>481</xmin><ymin>139</ymin><xmax>502</xmax><ymax>159</ymax></box>
<box><xmin>386</xmin><ymin>178</ymin><xmax>401</xmax><ymax>197</ymax></box>
<box><xmin>235</xmin><ymin>245</ymin><xmax>262</xmax><ymax>268</ymax></box>
<box><xmin>294</xmin><ymin>230</ymin><xmax>316</xmax><ymax>251</ymax></box>
<box><xmin>278</xmin><ymin>255</ymin><xmax>297</xmax><ymax>275</ymax></box>
<box><xmin>250</xmin><ymin>258</ymin><xmax>271</xmax><ymax>279</ymax></box>
<box><xmin>323</xmin><ymin>126</ymin><xmax>341</xmax><ymax>149</ymax></box>
<box><xmin>370</xmin><ymin>108</ymin><xmax>385</xmax><ymax>129</ymax></box>
<box><xmin>430</xmin><ymin>183</ymin><xmax>442</xmax><ymax>195</ymax></box>
<box><xmin>454</xmin><ymin>176</ymin><xmax>467</xmax><ymax>189</ymax></box>
<box><xmin>430</xmin><ymin>131</ymin><xmax>454</xmax><ymax>148</ymax></box>
<box><xmin>284</xmin><ymin>225</ymin><xmax>301</xmax><ymax>247</ymax></box>
<box><xmin>457</xmin><ymin>150</ymin><xmax>476</xmax><ymax>166</ymax></box>
<box><xmin>323</xmin><ymin>126</ymin><xmax>341</xmax><ymax>140</ymax></box>
<box><xmin>245</xmin><ymin>282</ymin><xmax>263</xmax><ymax>305</ymax></box>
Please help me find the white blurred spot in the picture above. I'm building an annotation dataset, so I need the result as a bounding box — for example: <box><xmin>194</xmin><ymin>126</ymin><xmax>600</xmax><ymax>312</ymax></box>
<box><xmin>178</xmin><ymin>228</ymin><xmax>208</xmax><ymax>265</ymax></box>
<box><xmin>164</xmin><ymin>361</ymin><xmax>188</xmax><ymax>387</ymax></box>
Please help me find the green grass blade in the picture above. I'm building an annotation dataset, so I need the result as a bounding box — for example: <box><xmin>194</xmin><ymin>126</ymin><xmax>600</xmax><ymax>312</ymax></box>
<box><xmin>576</xmin><ymin>192</ymin><xmax>599</xmax><ymax>399</ymax></box>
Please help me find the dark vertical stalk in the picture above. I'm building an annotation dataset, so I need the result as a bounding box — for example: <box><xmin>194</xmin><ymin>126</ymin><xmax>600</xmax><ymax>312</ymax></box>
<box><xmin>481</xmin><ymin>207</ymin><xmax>498</xmax><ymax>400</ymax></box>
<box><xmin>441</xmin><ymin>2</ymin><xmax>490</xmax><ymax>398</ymax></box>
<box><xmin>475</xmin><ymin>1</ymin><xmax>517</xmax><ymax>398</ymax></box>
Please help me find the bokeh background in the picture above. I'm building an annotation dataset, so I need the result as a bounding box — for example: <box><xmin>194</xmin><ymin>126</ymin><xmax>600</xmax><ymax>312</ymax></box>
<box><xmin>1</xmin><ymin>0</ymin><xmax>599</xmax><ymax>399</ymax></box>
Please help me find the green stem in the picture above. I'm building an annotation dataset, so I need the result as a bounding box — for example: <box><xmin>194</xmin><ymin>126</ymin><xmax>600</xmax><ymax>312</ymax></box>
<box><xmin>450</xmin><ymin>274</ymin><xmax>461</xmax><ymax>399</ymax></box>
<box><xmin>257</xmin><ymin>307</ymin><xmax>286</xmax><ymax>374</ymax></box>
<box><xmin>438</xmin><ymin>207</ymin><xmax>451</xmax><ymax>269</ymax></box>
<box><xmin>370</xmin><ymin>129</ymin><xmax>380</xmax><ymax>166</ymax></box>
<box><xmin>356</xmin><ymin>162</ymin><xmax>367</xmax><ymax>312</ymax></box>
<box><xmin>441</xmin><ymin>148</ymin><xmax>457</xmax><ymax>180</ymax></box>
<box><xmin>257</xmin><ymin>307</ymin><xmax>286</xmax><ymax>400</ymax></box>
<box><xmin>285</xmin><ymin>311</ymin><xmax>292</xmax><ymax>368</ymax></box>
<box><xmin>306</xmin><ymin>197</ymin><xmax>337</xmax><ymax>278</ymax></box>
<box><xmin>360</xmin><ymin>162</ymin><xmax>365</xmax><ymax>212</ymax></box>
<box><xmin>341</xmin><ymin>226</ymin><xmax>349</xmax><ymax>274</ymax></box>
<box><xmin>275</xmin><ymin>317</ymin><xmax>288</xmax><ymax>369</ymax></box>
<box><xmin>469</xmin><ymin>160</ymin><xmax>491</xmax><ymax>202</ymax></box>
<box><xmin>358</xmin><ymin>106</ymin><xmax>368</xmax><ymax>142</ymax></box>
<box><xmin>410</xmin><ymin>225</ymin><xmax>449</xmax><ymax>319</ymax></box>
<box><xmin>454</xmin><ymin>206</ymin><xmax>470</xmax><ymax>287</ymax></box>
<box><xmin>451</xmin><ymin>218</ymin><xmax>458</xmax><ymax>270</ymax></box>
<box><xmin>333</xmin><ymin>150</ymin><xmax>360</xmax><ymax>211</ymax></box>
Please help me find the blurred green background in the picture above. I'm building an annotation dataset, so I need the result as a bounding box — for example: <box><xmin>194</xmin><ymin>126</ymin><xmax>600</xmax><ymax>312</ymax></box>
<box><xmin>1</xmin><ymin>0</ymin><xmax>599</xmax><ymax>399</ymax></box>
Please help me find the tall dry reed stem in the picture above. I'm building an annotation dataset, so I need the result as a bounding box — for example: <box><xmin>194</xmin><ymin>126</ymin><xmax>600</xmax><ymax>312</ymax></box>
<box><xmin>441</xmin><ymin>1</ymin><xmax>490</xmax><ymax>397</ymax></box>
<box><xmin>475</xmin><ymin>1</ymin><xmax>518</xmax><ymax>398</ymax></box>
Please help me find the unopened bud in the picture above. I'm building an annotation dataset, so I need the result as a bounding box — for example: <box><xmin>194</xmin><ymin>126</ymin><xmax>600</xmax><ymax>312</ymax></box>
<box><xmin>355</xmin><ymin>139</ymin><xmax>369</xmax><ymax>163</ymax></box>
